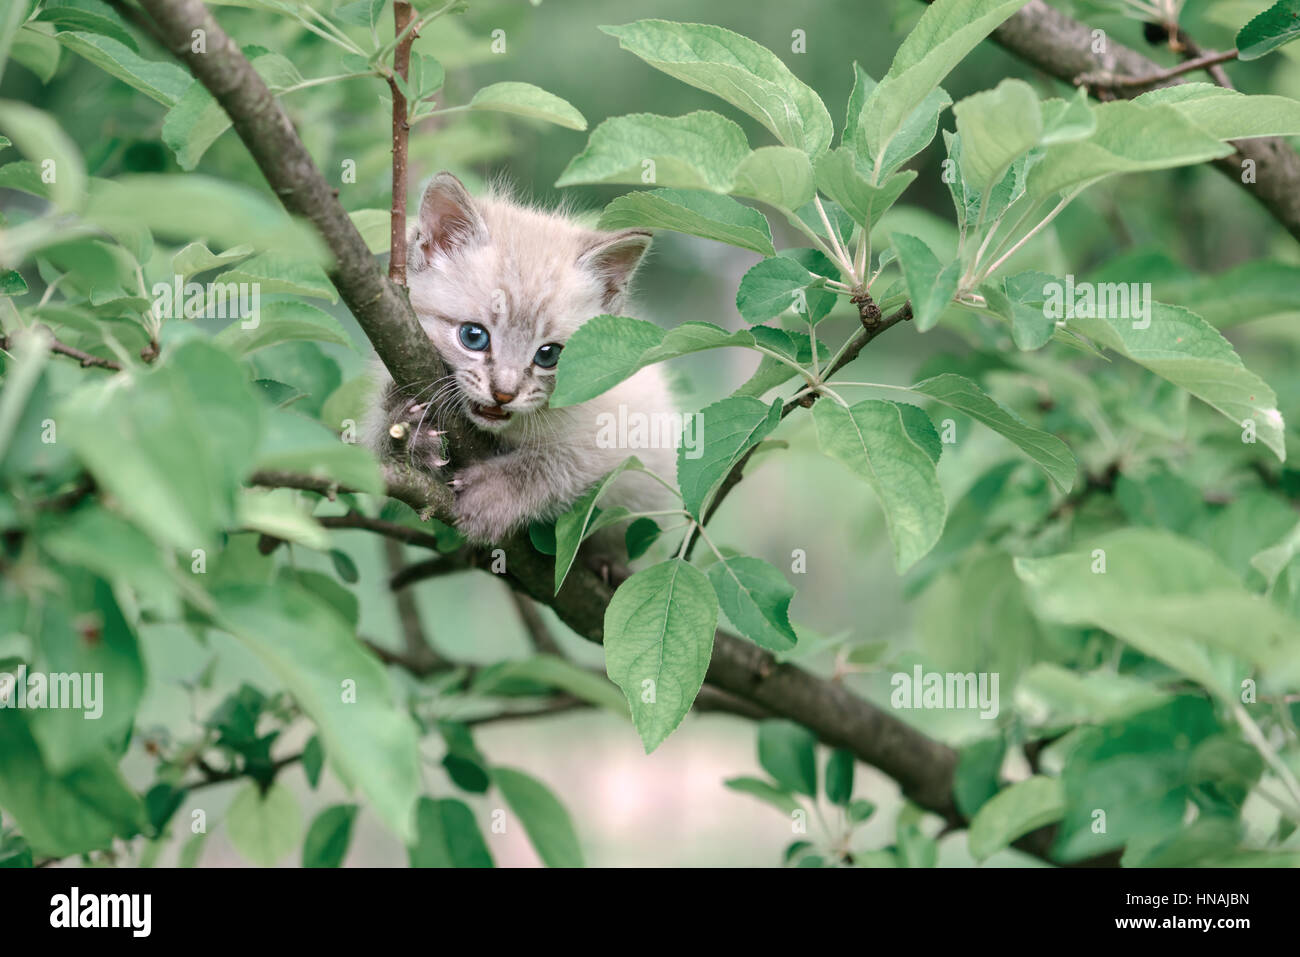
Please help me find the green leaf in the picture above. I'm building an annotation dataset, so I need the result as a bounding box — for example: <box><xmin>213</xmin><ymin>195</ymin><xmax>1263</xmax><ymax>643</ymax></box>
<box><xmin>210</xmin><ymin>583</ymin><xmax>422</xmax><ymax>841</ymax></box>
<box><xmin>735</xmin><ymin>256</ymin><xmax>821</xmax><ymax>323</ymax></box>
<box><xmin>12</xmin><ymin>24</ymin><xmax>62</xmax><ymax>84</ymax></box>
<box><xmin>171</xmin><ymin>241</ymin><xmax>254</xmax><ymax>280</ymax></box>
<box><xmin>1237</xmin><ymin>0</ymin><xmax>1300</xmax><ymax>59</ymax></box>
<box><xmin>844</xmin><ymin>66</ymin><xmax>954</xmax><ymax>175</ymax></box>
<box><xmin>812</xmin><ymin>399</ymin><xmax>947</xmax><ymax>572</ymax></box>
<box><xmin>1026</xmin><ymin>101</ymin><xmax>1233</xmax><ymax>205</ymax></box>
<box><xmin>348</xmin><ymin>208</ymin><xmax>390</xmax><ymax>254</ymax></box>
<box><xmin>625</xmin><ymin>517</ymin><xmax>661</xmax><ymax>560</ymax></box>
<box><xmin>967</xmin><ymin>776</ymin><xmax>1064</xmax><ymax>860</ymax></box>
<box><xmin>37</xmin><ymin>0</ymin><xmax>137</xmax><ymax>49</ymax></box>
<box><xmin>757</xmin><ymin>719</ymin><xmax>817</xmax><ymax>797</ymax></box>
<box><xmin>161</xmin><ymin>51</ymin><xmax>311</xmax><ymax>168</ymax></box>
<box><xmin>600</xmin><ymin>20</ymin><xmax>832</xmax><ymax>155</ymax></box>
<box><xmin>407</xmin><ymin>796</ymin><xmax>494</xmax><ymax>868</ymax></box>
<box><xmin>890</xmin><ymin>232</ymin><xmax>959</xmax><ymax>331</ymax></box>
<box><xmin>553</xmin><ymin>457</ymin><xmax>643</xmax><ymax>593</ymax></box>
<box><xmin>604</xmin><ymin>559</ymin><xmax>718</xmax><ymax>752</ymax></box>
<box><xmin>1054</xmin><ymin>697</ymin><xmax>1217</xmax><ymax>861</ymax></box>
<box><xmin>730</xmin><ymin>145</ymin><xmax>815</xmax><ymax>211</ymax></box>
<box><xmin>732</xmin><ymin>329</ymin><xmax>828</xmax><ymax>398</ymax></box>
<box><xmin>859</xmin><ymin>0</ymin><xmax>1032</xmax><ymax>168</ymax></box>
<box><xmin>678</xmin><ymin>396</ymin><xmax>781</xmax><ymax>518</ymax></box>
<box><xmin>707</xmin><ymin>556</ymin><xmax>797</xmax><ymax>652</ymax></box>
<box><xmin>22</xmin><ymin>571</ymin><xmax>145</xmax><ymax>772</ymax></box>
<box><xmin>1065</xmin><ymin>301</ymin><xmax>1285</xmax><ymax>460</ymax></box>
<box><xmin>301</xmin><ymin>804</ymin><xmax>357</xmax><ymax>868</ymax></box>
<box><xmin>302</xmin><ymin>734</ymin><xmax>324</xmax><ymax>788</ymax></box>
<box><xmin>556</xmin><ymin>111</ymin><xmax>750</xmax><ymax>192</ymax></box>
<box><xmin>597</xmin><ymin>188</ymin><xmax>774</xmax><ymax>255</ymax></box>
<box><xmin>61</xmin><ymin>340</ymin><xmax>262</xmax><ymax>550</ymax></box>
<box><xmin>86</xmin><ymin>176</ymin><xmax>325</xmax><ymax>260</ymax></box>
<box><xmin>474</xmin><ymin>655</ymin><xmax>629</xmax><ymax>717</ymax></box>
<box><xmin>1134</xmin><ymin>83</ymin><xmax>1300</xmax><ymax>139</ymax></box>
<box><xmin>161</xmin><ymin>81</ymin><xmax>232</xmax><ymax>171</ymax></box>
<box><xmin>237</xmin><ymin>488</ymin><xmax>330</xmax><ymax>549</ymax></box>
<box><xmin>212</xmin><ymin>251</ymin><xmax>335</xmax><ymax>301</ymax></box>
<box><xmin>910</xmin><ymin>373</ymin><xmax>1076</xmax><ymax>491</ymax></box>
<box><xmin>0</xmin><ymin>100</ymin><xmax>85</xmax><ymax>213</ymax></box>
<box><xmin>0</xmin><ymin>710</ymin><xmax>147</xmax><ymax>859</ymax></box>
<box><xmin>254</xmin><ymin>409</ymin><xmax>384</xmax><ymax>495</ymax></box>
<box><xmin>226</xmin><ymin>781</ymin><xmax>301</xmax><ymax>867</ymax></box>
<box><xmin>492</xmin><ymin>767</ymin><xmax>584</xmax><ymax>867</ymax></box>
<box><xmin>551</xmin><ymin>315</ymin><xmax>758</xmax><ymax>407</ymax></box>
<box><xmin>468</xmin><ymin>81</ymin><xmax>586</xmax><ymax>130</ymax></box>
<box><xmin>981</xmin><ymin>270</ymin><xmax>1056</xmax><ymax>350</ymax></box>
<box><xmin>1015</xmin><ymin>529</ymin><xmax>1300</xmax><ymax>700</ymax></box>
<box><xmin>951</xmin><ymin>78</ymin><xmax>1043</xmax><ymax>193</ymax></box>
<box><xmin>814</xmin><ymin>149</ymin><xmax>915</xmax><ymax>228</ymax></box>
<box><xmin>1014</xmin><ymin>663</ymin><xmax>1171</xmax><ymax>730</ymax></box>
<box><xmin>954</xmin><ymin>737</ymin><xmax>1005</xmax><ymax>818</ymax></box>
<box><xmin>1167</xmin><ymin>259</ymin><xmax>1300</xmax><ymax>328</ymax></box>
<box><xmin>724</xmin><ymin>776</ymin><xmax>801</xmax><ymax>815</ymax></box>
<box><xmin>56</xmin><ymin>31</ymin><xmax>190</xmax><ymax>105</ymax></box>
<box><xmin>214</xmin><ymin>300</ymin><xmax>354</xmax><ymax>355</ymax></box>
<box><xmin>824</xmin><ymin>749</ymin><xmax>854</xmax><ymax>806</ymax></box>
<box><xmin>1039</xmin><ymin>88</ymin><xmax>1096</xmax><ymax>144</ymax></box>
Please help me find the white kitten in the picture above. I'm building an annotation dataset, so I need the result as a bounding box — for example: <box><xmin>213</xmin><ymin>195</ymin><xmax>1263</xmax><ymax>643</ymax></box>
<box><xmin>367</xmin><ymin>172</ymin><xmax>679</xmax><ymax>544</ymax></box>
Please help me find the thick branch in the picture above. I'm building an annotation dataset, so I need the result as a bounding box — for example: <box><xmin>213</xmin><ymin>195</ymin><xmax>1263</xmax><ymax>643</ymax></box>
<box><xmin>963</xmin><ymin>0</ymin><xmax>1300</xmax><ymax>241</ymax></box>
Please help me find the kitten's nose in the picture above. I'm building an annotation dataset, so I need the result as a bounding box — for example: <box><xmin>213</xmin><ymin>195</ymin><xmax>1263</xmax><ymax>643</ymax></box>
<box><xmin>492</xmin><ymin>389</ymin><xmax>516</xmax><ymax>405</ymax></box>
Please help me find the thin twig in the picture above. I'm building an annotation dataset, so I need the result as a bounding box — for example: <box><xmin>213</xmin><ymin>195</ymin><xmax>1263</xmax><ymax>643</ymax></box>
<box><xmin>383</xmin><ymin>537</ymin><xmax>446</xmax><ymax>672</ymax></box>
<box><xmin>1</xmin><ymin>332</ymin><xmax>123</xmax><ymax>371</ymax></box>
<box><xmin>507</xmin><ymin>589</ymin><xmax>563</xmax><ymax>656</ymax></box>
<box><xmin>1080</xmin><ymin>48</ymin><xmax>1238</xmax><ymax>90</ymax></box>
<box><xmin>387</xmin><ymin>1</ymin><xmax>415</xmax><ymax>286</ymax></box>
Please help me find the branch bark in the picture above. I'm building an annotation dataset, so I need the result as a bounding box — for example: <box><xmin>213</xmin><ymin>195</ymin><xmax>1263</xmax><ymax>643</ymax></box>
<box><xmin>964</xmin><ymin>0</ymin><xmax>1300</xmax><ymax>241</ymax></box>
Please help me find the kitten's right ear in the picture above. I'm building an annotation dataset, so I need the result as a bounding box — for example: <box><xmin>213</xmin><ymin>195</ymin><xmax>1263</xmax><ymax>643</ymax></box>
<box><xmin>413</xmin><ymin>171</ymin><xmax>486</xmax><ymax>265</ymax></box>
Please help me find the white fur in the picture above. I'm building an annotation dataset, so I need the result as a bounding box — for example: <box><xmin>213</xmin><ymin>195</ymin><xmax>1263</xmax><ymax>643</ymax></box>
<box><xmin>367</xmin><ymin>173</ymin><xmax>679</xmax><ymax>543</ymax></box>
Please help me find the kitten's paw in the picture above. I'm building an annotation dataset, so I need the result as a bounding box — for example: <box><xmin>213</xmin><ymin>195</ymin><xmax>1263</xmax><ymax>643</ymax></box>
<box><xmin>450</xmin><ymin>463</ymin><xmax>523</xmax><ymax>543</ymax></box>
<box><xmin>387</xmin><ymin>402</ymin><xmax>449</xmax><ymax>471</ymax></box>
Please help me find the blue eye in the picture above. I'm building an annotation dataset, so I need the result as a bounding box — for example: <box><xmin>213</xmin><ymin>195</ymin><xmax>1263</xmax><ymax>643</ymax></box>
<box><xmin>459</xmin><ymin>323</ymin><xmax>490</xmax><ymax>351</ymax></box>
<box><xmin>534</xmin><ymin>343</ymin><xmax>562</xmax><ymax>369</ymax></box>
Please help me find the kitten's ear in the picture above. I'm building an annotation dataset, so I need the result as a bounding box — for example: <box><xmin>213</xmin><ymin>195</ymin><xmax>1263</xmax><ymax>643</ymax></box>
<box><xmin>413</xmin><ymin>171</ymin><xmax>486</xmax><ymax>265</ymax></box>
<box><xmin>579</xmin><ymin>229</ymin><xmax>652</xmax><ymax>308</ymax></box>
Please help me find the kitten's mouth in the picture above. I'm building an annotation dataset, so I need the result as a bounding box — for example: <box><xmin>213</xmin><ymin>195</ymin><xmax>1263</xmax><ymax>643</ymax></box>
<box><xmin>470</xmin><ymin>403</ymin><xmax>512</xmax><ymax>423</ymax></box>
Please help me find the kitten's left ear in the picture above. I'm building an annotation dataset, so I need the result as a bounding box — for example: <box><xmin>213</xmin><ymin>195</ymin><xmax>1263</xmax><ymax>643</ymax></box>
<box><xmin>579</xmin><ymin>229</ymin><xmax>652</xmax><ymax>309</ymax></box>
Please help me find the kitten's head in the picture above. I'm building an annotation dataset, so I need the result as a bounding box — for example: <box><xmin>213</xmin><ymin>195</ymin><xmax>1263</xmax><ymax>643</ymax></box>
<box><xmin>406</xmin><ymin>171</ymin><xmax>651</xmax><ymax>432</ymax></box>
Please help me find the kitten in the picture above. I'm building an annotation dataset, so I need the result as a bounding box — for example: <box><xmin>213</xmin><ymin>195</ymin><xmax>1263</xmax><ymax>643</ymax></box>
<box><xmin>367</xmin><ymin>172</ymin><xmax>680</xmax><ymax>545</ymax></box>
